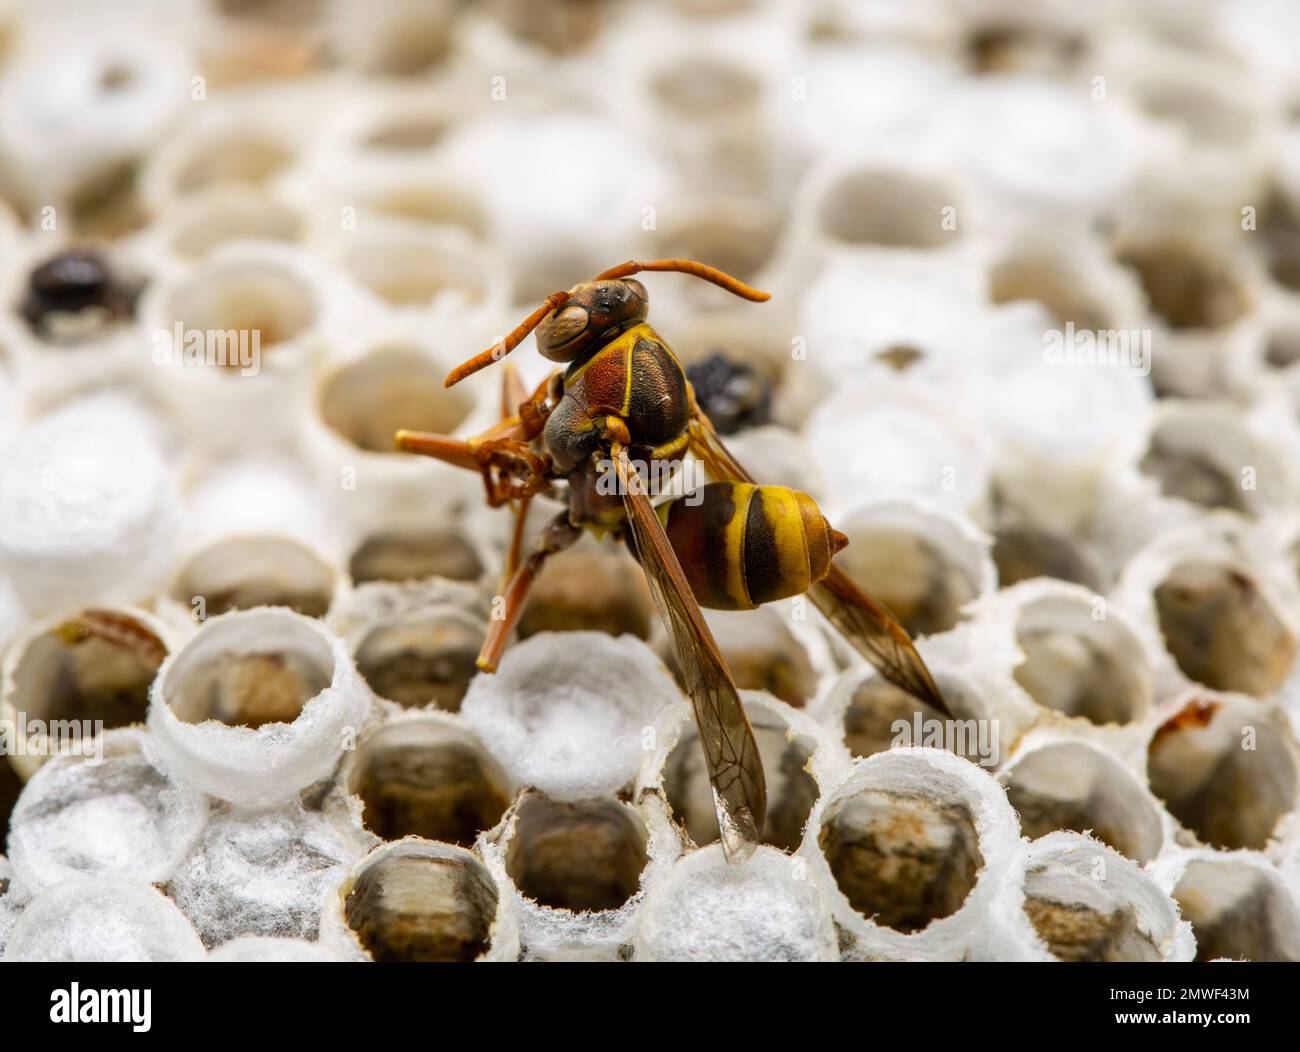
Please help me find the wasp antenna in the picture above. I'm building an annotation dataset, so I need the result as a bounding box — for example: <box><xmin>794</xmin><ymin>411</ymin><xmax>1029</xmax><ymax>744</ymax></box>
<box><xmin>444</xmin><ymin>290</ymin><xmax>571</xmax><ymax>387</ymax></box>
<box><xmin>592</xmin><ymin>258</ymin><xmax>771</xmax><ymax>302</ymax></box>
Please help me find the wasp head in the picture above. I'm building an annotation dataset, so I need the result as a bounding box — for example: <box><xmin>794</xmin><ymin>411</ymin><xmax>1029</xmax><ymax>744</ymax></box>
<box><xmin>535</xmin><ymin>278</ymin><xmax>648</xmax><ymax>363</ymax></box>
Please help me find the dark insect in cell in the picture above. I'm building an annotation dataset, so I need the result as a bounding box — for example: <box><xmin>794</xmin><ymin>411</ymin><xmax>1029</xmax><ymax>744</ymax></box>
<box><xmin>21</xmin><ymin>248</ymin><xmax>142</xmax><ymax>341</ymax></box>
<box><xmin>684</xmin><ymin>350</ymin><xmax>772</xmax><ymax>436</ymax></box>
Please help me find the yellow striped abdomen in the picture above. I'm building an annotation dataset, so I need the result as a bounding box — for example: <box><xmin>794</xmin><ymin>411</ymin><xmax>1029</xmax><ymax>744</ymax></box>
<box><xmin>661</xmin><ymin>482</ymin><xmax>847</xmax><ymax>610</ymax></box>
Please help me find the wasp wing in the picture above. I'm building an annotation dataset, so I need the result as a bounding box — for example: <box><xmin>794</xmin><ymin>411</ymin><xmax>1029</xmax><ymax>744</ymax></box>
<box><xmin>687</xmin><ymin>406</ymin><xmax>949</xmax><ymax>716</ymax></box>
<box><xmin>809</xmin><ymin>564</ymin><xmax>947</xmax><ymax>713</ymax></box>
<box><xmin>611</xmin><ymin>444</ymin><xmax>766</xmax><ymax>859</ymax></box>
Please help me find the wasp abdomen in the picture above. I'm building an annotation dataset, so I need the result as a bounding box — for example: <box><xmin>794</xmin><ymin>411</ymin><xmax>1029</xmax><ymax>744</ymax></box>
<box><xmin>663</xmin><ymin>482</ymin><xmax>847</xmax><ymax>610</ymax></box>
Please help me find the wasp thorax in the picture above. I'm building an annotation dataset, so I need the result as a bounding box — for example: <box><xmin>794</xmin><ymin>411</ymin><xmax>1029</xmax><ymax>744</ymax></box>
<box><xmin>536</xmin><ymin>279</ymin><xmax>648</xmax><ymax>362</ymax></box>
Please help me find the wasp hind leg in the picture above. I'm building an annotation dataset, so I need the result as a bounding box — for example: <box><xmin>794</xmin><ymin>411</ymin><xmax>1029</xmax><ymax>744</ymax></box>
<box><xmin>479</xmin><ymin>511</ymin><xmax>582</xmax><ymax>672</ymax></box>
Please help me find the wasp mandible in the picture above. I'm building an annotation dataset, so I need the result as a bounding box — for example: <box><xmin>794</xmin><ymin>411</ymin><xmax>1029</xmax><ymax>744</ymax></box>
<box><xmin>395</xmin><ymin>258</ymin><xmax>947</xmax><ymax>861</ymax></box>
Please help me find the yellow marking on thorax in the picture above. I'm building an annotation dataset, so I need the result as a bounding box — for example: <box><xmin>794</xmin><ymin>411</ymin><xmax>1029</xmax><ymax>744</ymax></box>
<box><xmin>563</xmin><ymin>322</ymin><xmax>662</xmax><ymax>389</ymax></box>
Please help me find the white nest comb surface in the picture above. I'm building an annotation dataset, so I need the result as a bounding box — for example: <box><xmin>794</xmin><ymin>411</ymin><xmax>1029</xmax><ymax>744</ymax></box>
<box><xmin>1</xmin><ymin>0</ymin><xmax>1300</xmax><ymax>962</ymax></box>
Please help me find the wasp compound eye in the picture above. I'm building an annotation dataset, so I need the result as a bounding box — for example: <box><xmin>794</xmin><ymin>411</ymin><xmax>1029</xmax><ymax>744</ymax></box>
<box><xmin>539</xmin><ymin>303</ymin><xmax>590</xmax><ymax>352</ymax></box>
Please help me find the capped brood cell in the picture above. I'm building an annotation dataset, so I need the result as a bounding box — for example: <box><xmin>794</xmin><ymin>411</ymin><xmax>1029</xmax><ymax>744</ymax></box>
<box><xmin>0</xmin><ymin>854</ymin><xmax>23</xmax><ymax>956</ymax></box>
<box><xmin>437</xmin><ymin>111</ymin><xmax>665</xmax><ymax>306</ymax></box>
<box><xmin>0</xmin><ymin>28</ymin><xmax>189</xmax><ymax>228</ymax></box>
<box><xmin>208</xmin><ymin>936</ymin><xmax>343</xmax><ymax>962</ymax></box>
<box><xmin>4</xmin><ymin>878</ymin><xmax>205</xmax><ymax>962</ymax></box>
<box><xmin>461</xmin><ymin>632</ymin><xmax>684</xmax><ymax>800</ymax></box>
<box><xmin>323</xmin><ymin>838</ymin><xmax>517</xmax><ymax>962</ymax></box>
<box><xmin>941</xmin><ymin>77</ymin><xmax>1143</xmax><ymax>231</ymax></box>
<box><xmin>169</xmin><ymin>801</ymin><xmax>360</xmax><ymax>947</ymax></box>
<box><xmin>146</xmin><ymin>608</ymin><xmax>370</xmax><ymax>807</ymax></box>
<box><xmin>179</xmin><ymin>452</ymin><xmax>335</xmax><ymax>553</ymax></box>
<box><xmin>634</xmin><ymin>844</ymin><xmax>839</xmax><ymax>962</ymax></box>
<box><xmin>807</xmin><ymin>387</ymin><xmax>993</xmax><ymax>519</ymax></box>
<box><xmin>8</xmin><ymin>728</ymin><xmax>206</xmax><ymax>891</ymax></box>
<box><xmin>0</xmin><ymin>399</ymin><xmax>181</xmax><ymax>615</ymax></box>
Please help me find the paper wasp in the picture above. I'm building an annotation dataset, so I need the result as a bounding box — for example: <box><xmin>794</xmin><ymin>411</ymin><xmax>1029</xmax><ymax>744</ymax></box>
<box><xmin>395</xmin><ymin>259</ymin><xmax>946</xmax><ymax>860</ymax></box>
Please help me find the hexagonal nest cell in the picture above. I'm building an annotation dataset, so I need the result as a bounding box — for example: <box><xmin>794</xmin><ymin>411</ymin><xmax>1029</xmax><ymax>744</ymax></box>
<box><xmin>343</xmin><ymin>850</ymin><xmax>499</xmax><ymax>962</ymax></box>
<box><xmin>817</xmin><ymin>788</ymin><xmax>983</xmax><ymax>934</ymax></box>
<box><xmin>504</xmin><ymin>795</ymin><xmax>650</xmax><ymax>913</ymax></box>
